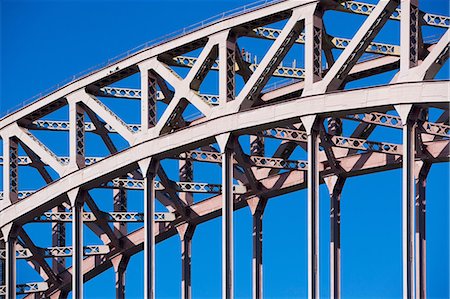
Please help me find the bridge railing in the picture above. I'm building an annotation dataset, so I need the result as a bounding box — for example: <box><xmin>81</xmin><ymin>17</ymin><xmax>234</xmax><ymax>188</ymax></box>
<box><xmin>0</xmin><ymin>0</ymin><xmax>285</xmax><ymax>119</ymax></box>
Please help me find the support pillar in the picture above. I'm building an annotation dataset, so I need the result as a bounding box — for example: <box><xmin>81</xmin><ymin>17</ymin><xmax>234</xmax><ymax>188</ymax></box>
<box><xmin>301</xmin><ymin>115</ymin><xmax>320</xmax><ymax>299</ymax></box>
<box><xmin>223</xmin><ymin>147</ymin><xmax>234</xmax><ymax>299</ymax></box>
<box><xmin>69</xmin><ymin>189</ymin><xmax>84</xmax><ymax>299</ymax></box>
<box><xmin>252</xmin><ymin>210</ymin><xmax>263</xmax><ymax>299</ymax></box>
<box><xmin>177</xmin><ymin>224</ymin><xmax>196</xmax><ymax>299</ymax></box>
<box><xmin>247</xmin><ymin>197</ymin><xmax>267</xmax><ymax>299</ymax></box>
<box><xmin>415</xmin><ymin>161</ymin><xmax>430</xmax><ymax>299</ymax></box>
<box><xmin>324</xmin><ymin>176</ymin><xmax>345</xmax><ymax>299</ymax></box>
<box><xmin>216</xmin><ymin>133</ymin><xmax>234</xmax><ymax>299</ymax></box>
<box><xmin>138</xmin><ymin>158</ymin><xmax>159</xmax><ymax>299</ymax></box>
<box><xmin>4</xmin><ymin>225</ymin><xmax>17</xmax><ymax>299</ymax></box>
<box><xmin>395</xmin><ymin>104</ymin><xmax>416</xmax><ymax>299</ymax></box>
<box><xmin>112</xmin><ymin>256</ymin><xmax>130</xmax><ymax>299</ymax></box>
<box><xmin>0</xmin><ymin>240</ymin><xmax>4</xmax><ymax>299</ymax></box>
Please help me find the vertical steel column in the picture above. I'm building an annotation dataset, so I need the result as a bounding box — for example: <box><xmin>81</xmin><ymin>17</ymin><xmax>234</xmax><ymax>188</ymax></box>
<box><xmin>397</xmin><ymin>105</ymin><xmax>416</xmax><ymax>299</ymax></box>
<box><xmin>222</xmin><ymin>145</ymin><xmax>234</xmax><ymax>299</ymax></box>
<box><xmin>71</xmin><ymin>193</ymin><xmax>84</xmax><ymax>299</ymax></box>
<box><xmin>113</xmin><ymin>185</ymin><xmax>128</xmax><ymax>299</ymax></box>
<box><xmin>252</xmin><ymin>209</ymin><xmax>263</xmax><ymax>299</ymax></box>
<box><xmin>247</xmin><ymin>198</ymin><xmax>266</xmax><ymax>299</ymax></box>
<box><xmin>415</xmin><ymin>162</ymin><xmax>429</xmax><ymax>299</ymax></box>
<box><xmin>52</xmin><ymin>205</ymin><xmax>66</xmax><ymax>273</ymax></box>
<box><xmin>400</xmin><ymin>0</ymin><xmax>419</xmax><ymax>75</ymax></box>
<box><xmin>140</xmin><ymin>159</ymin><xmax>158</xmax><ymax>299</ymax></box>
<box><xmin>304</xmin><ymin>7</ymin><xmax>323</xmax><ymax>92</ymax></box>
<box><xmin>181</xmin><ymin>232</ymin><xmax>193</xmax><ymax>299</ymax></box>
<box><xmin>249</xmin><ymin>134</ymin><xmax>265</xmax><ymax>299</ymax></box>
<box><xmin>69</xmin><ymin>101</ymin><xmax>86</xmax><ymax>169</ymax></box>
<box><xmin>325</xmin><ymin>176</ymin><xmax>345</xmax><ymax>299</ymax></box>
<box><xmin>140</xmin><ymin>69</ymin><xmax>158</xmax><ymax>132</ymax></box>
<box><xmin>219</xmin><ymin>33</ymin><xmax>236</xmax><ymax>105</ymax></box>
<box><xmin>113</xmin><ymin>187</ymin><xmax>128</xmax><ymax>237</ymax></box>
<box><xmin>112</xmin><ymin>256</ymin><xmax>129</xmax><ymax>299</ymax></box>
<box><xmin>2</xmin><ymin>137</ymin><xmax>19</xmax><ymax>205</ymax></box>
<box><xmin>0</xmin><ymin>240</ymin><xmax>4</xmax><ymax>299</ymax></box>
<box><xmin>302</xmin><ymin>115</ymin><xmax>320</xmax><ymax>299</ymax></box>
<box><xmin>177</xmin><ymin>224</ymin><xmax>195</xmax><ymax>299</ymax></box>
<box><xmin>179</xmin><ymin>160</ymin><xmax>194</xmax><ymax>205</ymax></box>
<box><xmin>5</xmin><ymin>227</ymin><xmax>17</xmax><ymax>299</ymax></box>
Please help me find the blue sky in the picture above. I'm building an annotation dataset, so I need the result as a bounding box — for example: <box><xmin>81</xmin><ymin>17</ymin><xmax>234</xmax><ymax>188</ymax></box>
<box><xmin>1</xmin><ymin>0</ymin><xmax>449</xmax><ymax>298</ymax></box>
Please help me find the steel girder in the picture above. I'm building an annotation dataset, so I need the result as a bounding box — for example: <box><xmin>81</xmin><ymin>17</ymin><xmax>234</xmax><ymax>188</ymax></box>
<box><xmin>0</xmin><ymin>0</ymin><xmax>449</xmax><ymax>298</ymax></box>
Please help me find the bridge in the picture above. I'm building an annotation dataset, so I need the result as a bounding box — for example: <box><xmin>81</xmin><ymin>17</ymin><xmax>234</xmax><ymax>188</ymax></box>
<box><xmin>0</xmin><ymin>0</ymin><xmax>449</xmax><ymax>298</ymax></box>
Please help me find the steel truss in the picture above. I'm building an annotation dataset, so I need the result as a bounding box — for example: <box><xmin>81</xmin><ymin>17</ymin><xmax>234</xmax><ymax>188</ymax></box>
<box><xmin>0</xmin><ymin>0</ymin><xmax>449</xmax><ymax>298</ymax></box>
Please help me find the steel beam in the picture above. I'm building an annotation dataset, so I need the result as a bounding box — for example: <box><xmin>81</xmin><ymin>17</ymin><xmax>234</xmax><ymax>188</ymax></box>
<box><xmin>250</xmin><ymin>134</ymin><xmax>265</xmax><ymax>157</ymax></box>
